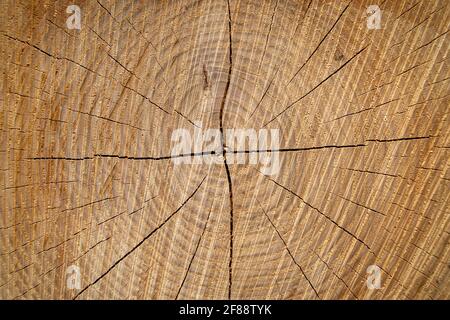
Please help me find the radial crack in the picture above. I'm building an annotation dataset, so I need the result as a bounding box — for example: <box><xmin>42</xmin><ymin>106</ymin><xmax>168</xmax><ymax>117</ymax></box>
<box><xmin>73</xmin><ymin>176</ymin><xmax>207</xmax><ymax>299</ymax></box>
<box><xmin>264</xmin><ymin>45</ymin><xmax>368</xmax><ymax>127</ymax></box>
<box><xmin>257</xmin><ymin>170</ymin><xmax>373</xmax><ymax>252</ymax></box>
<box><xmin>257</xmin><ymin>0</ymin><xmax>278</xmax><ymax>73</ymax></box>
<box><xmin>175</xmin><ymin>209</ymin><xmax>212</xmax><ymax>299</ymax></box>
<box><xmin>287</xmin><ymin>1</ymin><xmax>351</xmax><ymax>85</ymax></box>
<box><xmin>257</xmin><ymin>200</ymin><xmax>320</xmax><ymax>299</ymax></box>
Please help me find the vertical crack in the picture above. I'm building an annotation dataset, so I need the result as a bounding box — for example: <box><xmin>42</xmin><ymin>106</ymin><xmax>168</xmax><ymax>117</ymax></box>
<box><xmin>220</xmin><ymin>0</ymin><xmax>234</xmax><ymax>300</ymax></box>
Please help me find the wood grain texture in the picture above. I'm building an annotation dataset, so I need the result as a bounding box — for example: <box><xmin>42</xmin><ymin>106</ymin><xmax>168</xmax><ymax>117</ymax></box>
<box><xmin>1</xmin><ymin>0</ymin><xmax>449</xmax><ymax>299</ymax></box>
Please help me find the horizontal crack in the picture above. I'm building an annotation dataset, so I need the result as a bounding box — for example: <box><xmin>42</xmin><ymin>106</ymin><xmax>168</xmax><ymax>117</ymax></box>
<box><xmin>26</xmin><ymin>136</ymin><xmax>436</xmax><ymax>161</ymax></box>
<box><xmin>26</xmin><ymin>151</ymin><xmax>217</xmax><ymax>161</ymax></box>
<box><xmin>232</xmin><ymin>143</ymin><xmax>367</xmax><ymax>154</ymax></box>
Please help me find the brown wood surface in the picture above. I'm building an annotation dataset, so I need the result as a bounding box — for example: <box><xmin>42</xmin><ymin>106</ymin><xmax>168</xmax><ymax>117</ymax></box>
<box><xmin>1</xmin><ymin>0</ymin><xmax>449</xmax><ymax>299</ymax></box>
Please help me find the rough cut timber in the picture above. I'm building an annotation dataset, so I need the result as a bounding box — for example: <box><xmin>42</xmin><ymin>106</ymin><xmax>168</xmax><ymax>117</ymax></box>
<box><xmin>0</xmin><ymin>0</ymin><xmax>449</xmax><ymax>299</ymax></box>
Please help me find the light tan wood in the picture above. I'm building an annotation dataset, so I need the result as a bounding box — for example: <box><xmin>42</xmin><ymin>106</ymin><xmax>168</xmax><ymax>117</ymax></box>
<box><xmin>1</xmin><ymin>0</ymin><xmax>449</xmax><ymax>299</ymax></box>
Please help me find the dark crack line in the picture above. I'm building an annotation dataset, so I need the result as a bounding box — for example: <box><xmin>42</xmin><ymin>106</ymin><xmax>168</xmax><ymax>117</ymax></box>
<box><xmin>10</xmin><ymin>263</ymin><xmax>33</xmax><ymax>274</ymax></box>
<box><xmin>264</xmin><ymin>45</ymin><xmax>368</xmax><ymax>127</ymax></box>
<box><xmin>257</xmin><ymin>170</ymin><xmax>373</xmax><ymax>252</ymax></box>
<box><xmin>395</xmin><ymin>59</ymin><xmax>430</xmax><ymax>77</ymax></box>
<box><xmin>27</xmin><ymin>151</ymin><xmax>217</xmax><ymax>161</ymax></box>
<box><xmin>97</xmin><ymin>210</ymin><xmax>126</xmax><ymax>225</ymax></box>
<box><xmin>310</xmin><ymin>249</ymin><xmax>358</xmax><ymax>299</ymax></box>
<box><xmin>257</xmin><ymin>200</ymin><xmax>320</xmax><ymax>299</ymax></box>
<box><xmin>9</xmin><ymin>91</ymin><xmax>46</xmax><ymax>102</ymax></box>
<box><xmin>37</xmin><ymin>237</ymin><xmax>74</xmax><ymax>254</ymax></box>
<box><xmin>247</xmin><ymin>65</ymin><xmax>280</xmax><ymax>121</ymax></box>
<box><xmin>246</xmin><ymin>0</ymin><xmax>312</xmax><ymax>122</ymax></box>
<box><xmin>12</xmin><ymin>283</ymin><xmax>40</xmax><ymax>300</ymax></box>
<box><xmin>71</xmin><ymin>237</ymin><xmax>112</xmax><ymax>263</ymax></box>
<box><xmin>287</xmin><ymin>1</ymin><xmax>351</xmax><ymax>85</ymax></box>
<box><xmin>257</xmin><ymin>0</ymin><xmax>278</xmax><ymax>73</ymax></box>
<box><xmin>125</xmin><ymin>19</ymin><xmax>170</xmax><ymax>89</ymax></box>
<box><xmin>4</xmin><ymin>33</ymin><xmax>103</xmax><ymax>77</ymax></box>
<box><xmin>340</xmin><ymin>166</ymin><xmax>398</xmax><ymax>178</ymax></box>
<box><xmin>3</xmin><ymin>33</ymin><xmax>170</xmax><ymax>115</ymax></box>
<box><xmin>366</xmin><ymin>135</ymin><xmax>435</xmax><ymax>143</ymax></box>
<box><xmin>175</xmin><ymin>110</ymin><xmax>201</xmax><ymax>128</ymax></box>
<box><xmin>27</xmin><ymin>156</ymin><xmax>95</xmax><ymax>160</ymax></box>
<box><xmin>203</xmin><ymin>64</ymin><xmax>210</xmax><ymax>89</ymax></box>
<box><xmin>73</xmin><ymin>176</ymin><xmax>206</xmax><ymax>299</ymax></box>
<box><xmin>61</xmin><ymin>196</ymin><xmax>117</xmax><ymax>213</ymax></box>
<box><xmin>128</xmin><ymin>195</ymin><xmax>159</xmax><ymax>217</ymax></box>
<box><xmin>28</xmin><ymin>137</ymin><xmax>431</xmax><ymax>162</ymax></box>
<box><xmin>224</xmin><ymin>155</ymin><xmax>234</xmax><ymax>300</ymax></box>
<box><xmin>297</xmin><ymin>0</ymin><xmax>313</xmax><ymax>33</ymax></box>
<box><xmin>0</xmin><ymin>223</ymin><xmax>21</xmax><ymax>230</ymax></box>
<box><xmin>175</xmin><ymin>209</ymin><xmax>212</xmax><ymax>299</ymax></box>
<box><xmin>231</xmin><ymin>143</ymin><xmax>367</xmax><ymax>154</ymax></box>
<box><xmin>96</xmin><ymin>0</ymin><xmax>119</xmax><ymax>24</ymax></box>
<box><xmin>403</xmin><ymin>5</ymin><xmax>444</xmax><ymax>36</ymax></box>
<box><xmin>336</xmin><ymin>195</ymin><xmax>386</xmax><ymax>216</ymax></box>
<box><xmin>67</xmin><ymin>107</ymin><xmax>149</xmax><ymax>131</ymax></box>
<box><xmin>123</xmin><ymin>85</ymin><xmax>170</xmax><ymax>114</ymax></box>
<box><xmin>396</xmin><ymin>1</ymin><xmax>421</xmax><ymax>19</ymax></box>
<box><xmin>88</xmin><ymin>26</ymin><xmax>111</xmax><ymax>47</ymax></box>
<box><xmin>221</xmin><ymin>0</ymin><xmax>234</xmax><ymax>301</ymax></box>
<box><xmin>328</xmin><ymin>98</ymin><xmax>400</xmax><ymax>122</ymax></box>
<box><xmin>46</xmin><ymin>19</ymin><xmax>73</xmax><ymax>37</ymax></box>
<box><xmin>107</xmin><ymin>52</ymin><xmax>136</xmax><ymax>76</ymax></box>
<box><xmin>411</xmin><ymin>28</ymin><xmax>449</xmax><ymax>54</ymax></box>
<box><xmin>3</xmin><ymin>180</ymin><xmax>77</xmax><ymax>190</ymax></box>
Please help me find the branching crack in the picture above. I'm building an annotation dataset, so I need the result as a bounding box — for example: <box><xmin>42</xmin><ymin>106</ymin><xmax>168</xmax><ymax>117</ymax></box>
<box><xmin>257</xmin><ymin>170</ymin><xmax>373</xmax><ymax>252</ymax></box>
<box><xmin>73</xmin><ymin>176</ymin><xmax>206</xmax><ymax>299</ymax></box>
<box><xmin>264</xmin><ymin>45</ymin><xmax>368</xmax><ymax>127</ymax></box>
<box><xmin>257</xmin><ymin>200</ymin><xmax>320</xmax><ymax>299</ymax></box>
<box><xmin>287</xmin><ymin>2</ymin><xmax>351</xmax><ymax>85</ymax></box>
